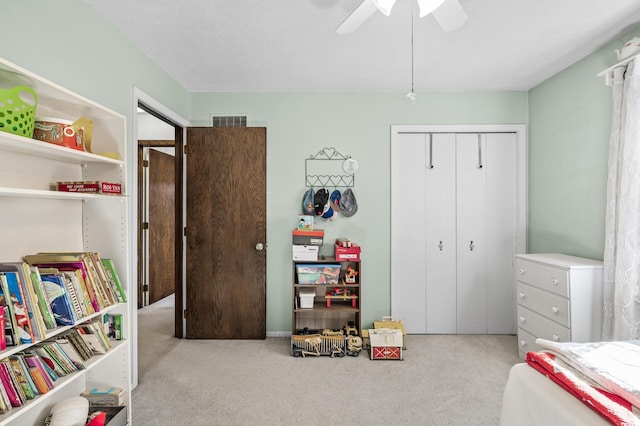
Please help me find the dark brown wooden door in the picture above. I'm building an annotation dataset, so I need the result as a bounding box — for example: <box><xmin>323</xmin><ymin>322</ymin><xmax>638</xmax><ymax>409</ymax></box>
<box><xmin>185</xmin><ymin>127</ymin><xmax>266</xmax><ymax>339</ymax></box>
<box><xmin>148</xmin><ymin>148</ymin><xmax>176</xmax><ymax>305</ymax></box>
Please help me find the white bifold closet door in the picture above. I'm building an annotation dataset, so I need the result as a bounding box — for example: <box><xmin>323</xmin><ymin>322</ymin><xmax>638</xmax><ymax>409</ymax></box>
<box><xmin>391</xmin><ymin>132</ymin><xmax>517</xmax><ymax>334</ymax></box>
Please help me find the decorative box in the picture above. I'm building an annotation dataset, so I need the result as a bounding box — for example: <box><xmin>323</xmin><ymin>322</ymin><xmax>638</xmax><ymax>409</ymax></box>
<box><xmin>56</xmin><ymin>181</ymin><xmax>122</xmax><ymax>195</ymax></box>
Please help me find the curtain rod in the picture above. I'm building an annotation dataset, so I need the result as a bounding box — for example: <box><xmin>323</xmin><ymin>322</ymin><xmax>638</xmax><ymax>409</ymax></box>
<box><xmin>598</xmin><ymin>52</ymin><xmax>640</xmax><ymax>86</ymax></box>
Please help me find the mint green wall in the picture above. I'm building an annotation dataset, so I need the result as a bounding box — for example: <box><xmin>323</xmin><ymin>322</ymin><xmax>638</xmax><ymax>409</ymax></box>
<box><xmin>191</xmin><ymin>92</ymin><xmax>528</xmax><ymax>332</ymax></box>
<box><xmin>528</xmin><ymin>25</ymin><xmax>640</xmax><ymax>260</ymax></box>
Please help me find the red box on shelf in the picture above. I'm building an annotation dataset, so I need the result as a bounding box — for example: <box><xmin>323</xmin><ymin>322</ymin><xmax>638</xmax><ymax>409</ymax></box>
<box><xmin>335</xmin><ymin>242</ymin><xmax>361</xmax><ymax>261</ymax></box>
<box><xmin>56</xmin><ymin>181</ymin><xmax>122</xmax><ymax>195</ymax></box>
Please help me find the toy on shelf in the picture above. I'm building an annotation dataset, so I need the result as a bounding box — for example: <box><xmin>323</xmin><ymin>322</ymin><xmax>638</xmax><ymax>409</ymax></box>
<box><xmin>344</xmin><ymin>265</ymin><xmax>358</xmax><ymax>284</ymax></box>
<box><xmin>325</xmin><ymin>287</ymin><xmax>357</xmax><ymax>308</ymax></box>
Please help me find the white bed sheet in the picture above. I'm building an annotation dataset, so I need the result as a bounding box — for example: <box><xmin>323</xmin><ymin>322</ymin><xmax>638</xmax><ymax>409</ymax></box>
<box><xmin>499</xmin><ymin>363</ymin><xmax>609</xmax><ymax>426</ymax></box>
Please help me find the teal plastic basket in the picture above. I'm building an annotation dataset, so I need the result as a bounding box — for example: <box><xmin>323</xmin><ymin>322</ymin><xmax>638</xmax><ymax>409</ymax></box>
<box><xmin>0</xmin><ymin>85</ymin><xmax>37</xmax><ymax>138</ymax></box>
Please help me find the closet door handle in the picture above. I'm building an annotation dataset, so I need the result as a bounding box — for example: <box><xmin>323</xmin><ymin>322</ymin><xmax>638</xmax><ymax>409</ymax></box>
<box><xmin>477</xmin><ymin>133</ymin><xmax>483</xmax><ymax>169</ymax></box>
<box><xmin>428</xmin><ymin>133</ymin><xmax>434</xmax><ymax>169</ymax></box>
<box><xmin>469</xmin><ymin>241</ymin><xmax>474</xmax><ymax>251</ymax></box>
<box><xmin>438</xmin><ymin>240</ymin><xmax>444</xmax><ymax>251</ymax></box>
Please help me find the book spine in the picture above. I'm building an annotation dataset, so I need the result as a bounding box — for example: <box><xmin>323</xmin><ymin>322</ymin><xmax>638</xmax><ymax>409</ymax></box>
<box><xmin>0</xmin><ymin>362</ymin><xmax>22</xmax><ymax>407</ymax></box>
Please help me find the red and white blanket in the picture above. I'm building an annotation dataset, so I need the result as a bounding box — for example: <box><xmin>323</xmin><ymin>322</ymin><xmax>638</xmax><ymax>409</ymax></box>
<box><xmin>526</xmin><ymin>339</ymin><xmax>640</xmax><ymax>426</ymax></box>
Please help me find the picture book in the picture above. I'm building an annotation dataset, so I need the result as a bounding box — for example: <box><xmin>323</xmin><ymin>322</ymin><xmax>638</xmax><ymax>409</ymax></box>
<box><xmin>101</xmin><ymin>258</ymin><xmax>127</xmax><ymax>303</ymax></box>
<box><xmin>0</xmin><ymin>275</ymin><xmax>18</xmax><ymax>347</ymax></box>
<box><xmin>0</xmin><ymin>362</ymin><xmax>22</xmax><ymax>407</ymax></box>
<box><xmin>7</xmin><ymin>357</ymin><xmax>35</xmax><ymax>400</ymax></box>
<box><xmin>0</xmin><ymin>262</ymin><xmax>47</xmax><ymax>341</ymax></box>
<box><xmin>2</xmin><ymin>271</ymin><xmax>34</xmax><ymax>344</ymax></box>
<box><xmin>39</xmin><ymin>272</ymin><xmax>76</xmax><ymax>326</ymax></box>
<box><xmin>29</xmin><ymin>267</ymin><xmax>57</xmax><ymax>330</ymax></box>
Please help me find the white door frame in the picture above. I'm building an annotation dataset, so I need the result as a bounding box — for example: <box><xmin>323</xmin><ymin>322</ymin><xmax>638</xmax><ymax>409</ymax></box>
<box><xmin>130</xmin><ymin>88</ymin><xmax>190</xmax><ymax>389</ymax></box>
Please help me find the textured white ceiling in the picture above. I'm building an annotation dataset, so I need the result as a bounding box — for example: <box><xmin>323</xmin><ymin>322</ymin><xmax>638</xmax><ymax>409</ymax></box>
<box><xmin>85</xmin><ymin>0</ymin><xmax>640</xmax><ymax>92</ymax></box>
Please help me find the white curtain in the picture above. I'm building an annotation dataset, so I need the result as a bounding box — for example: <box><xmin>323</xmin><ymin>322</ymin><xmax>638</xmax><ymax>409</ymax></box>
<box><xmin>603</xmin><ymin>57</ymin><xmax>640</xmax><ymax>340</ymax></box>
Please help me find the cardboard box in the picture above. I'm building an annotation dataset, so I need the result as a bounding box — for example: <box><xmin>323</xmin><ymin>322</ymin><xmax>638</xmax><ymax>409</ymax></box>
<box><xmin>81</xmin><ymin>387</ymin><xmax>125</xmax><ymax>406</ymax></box>
<box><xmin>292</xmin><ymin>245</ymin><xmax>319</xmax><ymax>261</ymax></box>
<box><xmin>368</xmin><ymin>328</ymin><xmax>403</xmax><ymax>360</ymax></box>
<box><xmin>56</xmin><ymin>181</ymin><xmax>122</xmax><ymax>195</ymax></box>
<box><xmin>335</xmin><ymin>242</ymin><xmax>361</xmax><ymax>261</ymax></box>
<box><xmin>298</xmin><ymin>288</ymin><xmax>316</xmax><ymax>308</ymax></box>
<box><xmin>296</xmin><ymin>263</ymin><xmax>340</xmax><ymax>284</ymax></box>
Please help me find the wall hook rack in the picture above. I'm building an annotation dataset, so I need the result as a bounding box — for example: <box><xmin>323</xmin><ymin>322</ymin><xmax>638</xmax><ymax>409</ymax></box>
<box><xmin>305</xmin><ymin>147</ymin><xmax>355</xmax><ymax>188</ymax></box>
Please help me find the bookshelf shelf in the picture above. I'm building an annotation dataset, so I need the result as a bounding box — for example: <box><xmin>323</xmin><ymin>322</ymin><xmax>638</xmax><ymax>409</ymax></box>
<box><xmin>0</xmin><ymin>57</ymin><xmax>130</xmax><ymax>425</ymax></box>
<box><xmin>292</xmin><ymin>259</ymin><xmax>362</xmax><ymax>336</ymax></box>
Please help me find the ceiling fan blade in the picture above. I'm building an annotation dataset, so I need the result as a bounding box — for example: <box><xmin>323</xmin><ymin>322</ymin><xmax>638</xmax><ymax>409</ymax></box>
<box><xmin>336</xmin><ymin>0</ymin><xmax>379</xmax><ymax>35</ymax></box>
<box><xmin>432</xmin><ymin>0</ymin><xmax>468</xmax><ymax>32</ymax></box>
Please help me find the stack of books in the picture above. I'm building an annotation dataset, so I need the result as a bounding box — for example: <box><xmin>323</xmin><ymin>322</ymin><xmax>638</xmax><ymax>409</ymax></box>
<box><xmin>0</xmin><ymin>253</ymin><xmax>126</xmax><ymax>350</ymax></box>
<box><xmin>0</xmin><ymin>320</ymin><xmax>113</xmax><ymax>413</ymax></box>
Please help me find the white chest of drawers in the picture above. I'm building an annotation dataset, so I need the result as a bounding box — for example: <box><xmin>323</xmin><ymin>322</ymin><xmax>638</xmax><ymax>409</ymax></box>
<box><xmin>515</xmin><ymin>253</ymin><xmax>603</xmax><ymax>358</ymax></box>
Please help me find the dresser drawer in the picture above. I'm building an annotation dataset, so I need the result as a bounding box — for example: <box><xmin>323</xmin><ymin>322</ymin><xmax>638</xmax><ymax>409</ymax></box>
<box><xmin>516</xmin><ymin>258</ymin><xmax>569</xmax><ymax>297</ymax></box>
<box><xmin>516</xmin><ymin>281</ymin><xmax>570</xmax><ymax>327</ymax></box>
<box><xmin>517</xmin><ymin>327</ymin><xmax>542</xmax><ymax>357</ymax></box>
<box><xmin>517</xmin><ymin>305</ymin><xmax>570</xmax><ymax>343</ymax></box>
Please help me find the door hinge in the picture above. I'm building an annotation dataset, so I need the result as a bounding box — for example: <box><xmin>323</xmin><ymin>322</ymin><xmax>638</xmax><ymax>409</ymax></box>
<box><xmin>183</xmin><ymin>310</ymin><xmax>187</xmax><ymax>319</ymax></box>
<box><xmin>143</xmin><ymin>160</ymin><xmax>149</xmax><ymax>167</ymax></box>
<box><xmin>184</xmin><ymin>227</ymin><xmax>187</xmax><ymax>237</ymax></box>
<box><xmin>143</xmin><ymin>284</ymin><xmax>149</xmax><ymax>292</ymax></box>
<box><xmin>142</xmin><ymin>222</ymin><xmax>149</xmax><ymax>230</ymax></box>
<box><xmin>184</xmin><ymin>145</ymin><xmax>187</xmax><ymax>155</ymax></box>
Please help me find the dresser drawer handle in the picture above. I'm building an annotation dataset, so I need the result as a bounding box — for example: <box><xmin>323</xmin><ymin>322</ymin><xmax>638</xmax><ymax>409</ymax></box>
<box><xmin>520</xmin><ymin>340</ymin><xmax>527</xmax><ymax>347</ymax></box>
<box><xmin>519</xmin><ymin>316</ymin><xmax>526</xmax><ymax>323</ymax></box>
<box><xmin>519</xmin><ymin>292</ymin><xmax>525</xmax><ymax>299</ymax></box>
<box><xmin>519</xmin><ymin>269</ymin><xmax>524</xmax><ymax>275</ymax></box>
<box><xmin>551</xmin><ymin>306</ymin><xmax>559</xmax><ymax>314</ymax></box>
<box><xmin>551</xmin><ymin>278</ymin><xmax>559</xmax><ymax>285</ymax></box>
<box><xmin>552</xmin><ymin>334</ymin><xmax>560</xmax><ymax>341</ymax></box>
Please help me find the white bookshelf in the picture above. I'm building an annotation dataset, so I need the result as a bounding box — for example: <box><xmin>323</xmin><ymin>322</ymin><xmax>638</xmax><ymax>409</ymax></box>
<box><xmin>0</xmin><ymin>57</ymin><xmax>130</xmax><ymax>425</ymax></box>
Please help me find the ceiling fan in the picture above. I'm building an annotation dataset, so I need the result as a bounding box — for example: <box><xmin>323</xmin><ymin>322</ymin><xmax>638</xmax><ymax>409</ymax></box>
<box><xmin>337</xmin><ymin>0</ymin><xmax>468</xmax><ymax>35</ymax></box>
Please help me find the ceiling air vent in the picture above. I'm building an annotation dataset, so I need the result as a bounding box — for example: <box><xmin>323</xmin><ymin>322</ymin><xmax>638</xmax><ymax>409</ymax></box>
<box><xmin>211</xmin><ymin>115</ymin><xmax>247</xmax><ymax>127</ymax></box>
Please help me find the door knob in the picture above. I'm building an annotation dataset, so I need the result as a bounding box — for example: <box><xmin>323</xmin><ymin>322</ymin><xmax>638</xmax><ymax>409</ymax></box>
<box><xmin>255</xmin><ymin>243</ymin><xmax>264</xmax><ymax>251</ymax></box>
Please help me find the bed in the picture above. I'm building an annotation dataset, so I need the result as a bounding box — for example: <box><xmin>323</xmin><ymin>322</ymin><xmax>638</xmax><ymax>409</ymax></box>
<box><xmin>499</xmin><ymin>339</ymin><xmax>640</xmax><ymax>426</ymax></box>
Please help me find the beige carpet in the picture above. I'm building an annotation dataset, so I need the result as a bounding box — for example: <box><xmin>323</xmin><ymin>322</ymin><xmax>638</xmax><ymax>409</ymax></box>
<box><xmin>133</xmin><ymin>296</ymin><xmax>521</xmax><ymax>425</ymax></box>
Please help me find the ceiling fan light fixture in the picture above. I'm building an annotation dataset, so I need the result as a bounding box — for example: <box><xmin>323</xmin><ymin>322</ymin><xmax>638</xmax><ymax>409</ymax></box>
<box><xmin>417</xmin><ymin>0</ymin><xmax>446</xmax><ymax>18</ymax></box>
<box><xmin>372</xmin><ymin>0</ymin><xmax>396</xmax><ymax>16</ymax></box>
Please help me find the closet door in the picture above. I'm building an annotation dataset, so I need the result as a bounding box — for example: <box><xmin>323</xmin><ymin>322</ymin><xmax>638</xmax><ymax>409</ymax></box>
<box><xmin>485</xmin><ymin>133</ymin><xmax>517</xmax><ymax>333</ymax></box>
<box><xmin>425</xmin><ymin>134</ymin><xmax>457</xmax><ymax>333</ymax></box>
<box><xmin>456</xmin><ymin>134</ymin><xmax>488</xmax><ymax>333</ymax></box>
<box><xmin>391</xmin><ymin>133</ymin><xmax>427</xmax><ymax>333</ymax></box>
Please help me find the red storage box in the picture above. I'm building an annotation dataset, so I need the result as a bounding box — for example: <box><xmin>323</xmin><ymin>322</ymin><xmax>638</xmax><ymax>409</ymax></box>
<box><xmin>56</xmin><ymin>181</ymin><xmax>122</xmax><ymax>195</ymax></box>
<box><xmin>335</xmin><ymin>242</ymin><xmax>361</xmax><ymax>261</ymax></box>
